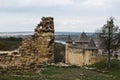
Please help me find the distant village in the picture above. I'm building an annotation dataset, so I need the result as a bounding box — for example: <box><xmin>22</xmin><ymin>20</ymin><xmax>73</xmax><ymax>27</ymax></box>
<box><xmin>0</xmin><ymin>16</ymin><xmax>120</xmax><ymax>71</ymax></box>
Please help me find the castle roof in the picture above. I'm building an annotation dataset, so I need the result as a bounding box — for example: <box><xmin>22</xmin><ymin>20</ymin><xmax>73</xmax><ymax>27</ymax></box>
<box><xmin>70</xmin><ymin>38</ymin><xmax>98</xmax><ymax>49</ymax></box>
<box><xmin>75</xmin><ymin>32</ymin><xmax>89</xmax><ymax>42</ymax></box>
<box><xmin>66</xmin><ymin>32</ymin><xmax>98</xmax><ymax>49</ymax></box>
<box><xmin>87</xmin><ymin>38</ymin><xmax>98</xmax><ymax>49</ymax></box>
<box><xmin>66</xmin><ymin>35</ymin><xmax>72</xmax><ymax>43</ymax></box>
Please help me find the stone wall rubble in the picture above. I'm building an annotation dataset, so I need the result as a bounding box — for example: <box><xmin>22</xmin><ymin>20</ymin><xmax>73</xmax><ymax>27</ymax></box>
<box><xmin>0</xmin><ymin>17</ymin><xmax>54</xmax><ymax>70</ymax></box>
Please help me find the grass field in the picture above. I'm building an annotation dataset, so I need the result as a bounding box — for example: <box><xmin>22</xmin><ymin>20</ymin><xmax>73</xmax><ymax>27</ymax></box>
<box><xmin>0</xmin><ymin>59</ymin><xmax>120</xmax><ymax>80</ymax></box>
<box><xmin>87</xmin><ymin>59</ymin><xmax>120</xmax><ymax>80</ymax></box>
<box><xmin>0</xmin><ymin>67</ymin><xmax>114</xmax><ymax>80</ymax></box>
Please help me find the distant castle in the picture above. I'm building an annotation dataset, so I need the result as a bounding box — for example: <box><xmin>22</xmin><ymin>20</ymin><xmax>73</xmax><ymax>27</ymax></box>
<box><xmin>65</xmin><ymin>32</ymin><xmax>104</xmax><ymax>66</ymax></box>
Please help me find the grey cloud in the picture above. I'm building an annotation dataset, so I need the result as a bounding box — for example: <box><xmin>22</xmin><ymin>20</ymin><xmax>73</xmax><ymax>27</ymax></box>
<box><xmin>0</xmin><ymin>0</ymin><xmax>120</xmax><ymax>32</ymax></box>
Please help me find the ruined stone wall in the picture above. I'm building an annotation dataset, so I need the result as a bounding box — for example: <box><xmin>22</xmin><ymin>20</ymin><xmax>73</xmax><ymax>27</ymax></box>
<box><xmin>19</xmin><ymin>17</ymin><xmax>54</xmax><ymax>64</ymax></box>
<box><xmin>0</xmin><ymin>17</ymin><xmax>54</xmax><ymax>68</ymax></box>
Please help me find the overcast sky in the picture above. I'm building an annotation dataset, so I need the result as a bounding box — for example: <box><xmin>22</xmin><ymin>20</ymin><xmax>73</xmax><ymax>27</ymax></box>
<box><xmin>0</xmin><ymin>0</ymin><xmax>120</xmax><ymax>32</ymax></box>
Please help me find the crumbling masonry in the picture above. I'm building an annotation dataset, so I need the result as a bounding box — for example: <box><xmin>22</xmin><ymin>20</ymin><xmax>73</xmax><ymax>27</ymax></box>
<box><xmin>19</xmin><ymin>16</ymin><xmax>54</xmax><ymax>64</ymax></box>
<box><xmin>0</xmin><ymin>17</ymin><xmax>54</xmax><ymax>67</ymax></box>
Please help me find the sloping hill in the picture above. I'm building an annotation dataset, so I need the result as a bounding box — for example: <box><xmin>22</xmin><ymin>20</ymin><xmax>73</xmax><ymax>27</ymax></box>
<box><xmin>0</xmin><ymin>63</ymin><xmax>120</xmax><ymax>80</ymax></box>
<box><xmin>87</xmin><ymin>59</ymin><xmax>120</xmax><ymax>80</ymax></box>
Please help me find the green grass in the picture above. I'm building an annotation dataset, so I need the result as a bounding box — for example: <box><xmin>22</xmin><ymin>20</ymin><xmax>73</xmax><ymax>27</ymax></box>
<box><xmin>0</xmin><ymin>59</ymin><xmax>120</xmax><ymax>80</ymax></box>
<box><xmin>87</xmin><ymin>59</ymin><xmax>120</xmax><ymax>80</ymax></box>
<box><xmin>0</xmin><ymin>66</ymin><xmax>119</xmax><ymax>80</ymax></box>
<box><xmin>40</xmin><ymin>66</ymin><xmax>118</xmax><ymax>80</ymax></box>
<box><xmin>109</xmin><ymin>59</ymin><xmax>120</xmax><ymax>79</ymax></box>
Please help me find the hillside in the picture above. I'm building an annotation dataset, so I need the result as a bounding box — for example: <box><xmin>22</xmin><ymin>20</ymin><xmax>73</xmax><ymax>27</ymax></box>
<box><xmin>0</xmin><ymin>59</ymin><xmax>120</xmax><ymax>80</ymax></box>
<box><xmin>0</xmin><ymin>65</ymin><xmax>119</xmax><ymax>80</ymax></box>
<box><xmin>0</xmin><ymin>37</ymin><xmax>22</xmax><ymax>51</ymax></box>
<box><xmin>0</xmin><ymin>37</ymin><xmax>120</xmax><ymax>80</ymax></box>
<box><xmin>87</xmin><ymin>59</ymin><xmax>120</xmax><ymax>80</ymax></box>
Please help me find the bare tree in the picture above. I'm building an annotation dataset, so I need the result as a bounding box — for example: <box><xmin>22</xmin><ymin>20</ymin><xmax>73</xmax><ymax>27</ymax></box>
<box><xmin>98</xmin><ymin>17</ymin><xmax>119</xmax><ymax>69</ymax></box>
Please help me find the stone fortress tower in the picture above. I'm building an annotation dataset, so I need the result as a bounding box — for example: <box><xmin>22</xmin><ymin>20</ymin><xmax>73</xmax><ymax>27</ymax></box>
<box><xmin>19</xmin><ymin>16</ymin><xmax>54</xmax><ymax>64</ymax></box>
